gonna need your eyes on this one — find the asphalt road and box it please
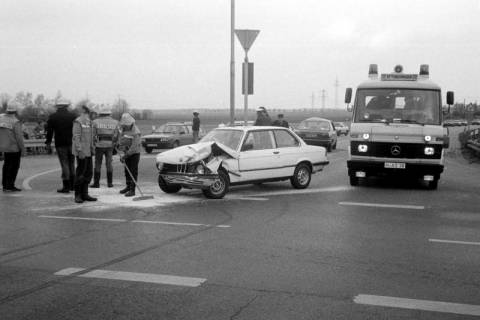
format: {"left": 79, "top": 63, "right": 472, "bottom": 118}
{"left": 1, "top": 130, "right": 479, "bottom": 319}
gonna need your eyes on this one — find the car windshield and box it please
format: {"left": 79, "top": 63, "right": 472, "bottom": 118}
{"left": 155, "top": 125, "right": 180, "bottom": 134}
{"left": 298, "top": 120, "right": 330, "bottom": 130}
{"left": 200, "top": 129, "right": 244, "bottom": 150}
{"left": 354, "top": 89, "right": 441, "bottom": 125}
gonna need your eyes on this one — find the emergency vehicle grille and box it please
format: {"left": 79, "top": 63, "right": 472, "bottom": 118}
{"left": 351, "top": 141, "right": 442, "bottom": 159}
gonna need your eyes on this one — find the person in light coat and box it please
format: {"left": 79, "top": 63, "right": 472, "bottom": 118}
{"left": 117, "top": 113, "right": 141, "bottom": 197}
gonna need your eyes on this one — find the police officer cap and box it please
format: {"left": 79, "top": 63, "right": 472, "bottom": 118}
{"left": 55, "top": 98, "right": 71, "bottom": 107}
{"left": 99, "top": 106, "right": 112, "bottom": 115}
{"left": 193, "top": 110, "right": 199, "bottom": 115}
{"left": 119, "top": 113, "right": 135, "bottom": 126}
{"left": 6, "top": 100, "right": 20, "bottom": 112}
{"left": 256, "top": 107, "right": 263, "bottom": 112}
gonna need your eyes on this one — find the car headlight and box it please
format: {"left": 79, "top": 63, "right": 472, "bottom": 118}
{"left": 358, "top": 144, "right": 368, "bottom": 152}
{"left": 362, "top": 133, "right": 370, "bottom": 140}
{"left": 195, "top": 164, "right": 205, "bottom": 174}
{"left": 156, "top": 162, "right": 164, "bottom": 171}
{"left": 424, "top": 147, "right": 434, "bottom": 155}
{"left": 424, "top": 135, "right": 432, "bottom": 142}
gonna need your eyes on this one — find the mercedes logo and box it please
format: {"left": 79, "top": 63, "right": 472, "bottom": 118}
{"left": 391, "top": 145, "right": 401, "bottom": 156}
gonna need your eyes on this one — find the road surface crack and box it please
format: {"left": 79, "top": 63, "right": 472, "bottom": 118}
{"left": 230, "top": 295, "right": 258, "bottom": 320}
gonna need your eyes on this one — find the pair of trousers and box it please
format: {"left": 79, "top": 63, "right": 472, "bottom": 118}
{"left": 124, "top": 153, "right": 140, "bottom": 188}
{"left": 75, "top": 156, "right": 93, "bottom": 189}
{"left": 192, "top": 131, "right": 199, "bottom": 143}
{"left": 2, "top": 152, "right": 21, "bottom": 189}
{"left": 56, "top": 146, "right": 75, "bottom": 182}
{"left": 94, "top": 147, "right": 113, "bottom": 174}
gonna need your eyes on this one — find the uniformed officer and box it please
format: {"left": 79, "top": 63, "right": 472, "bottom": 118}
{"left": 192, "top": 111, "right": 200, "bottom": 143}
{"left": 0, "top": 101, "right": 25, "bottom": 192}
{"left": 117, "top": 113, "right": 141, "bottom": 197}
{"left": 90, "top": 106, "right": 119, "bottom": 188}
{"left": 72, "top": 103, "right": 97, "bottom": 203}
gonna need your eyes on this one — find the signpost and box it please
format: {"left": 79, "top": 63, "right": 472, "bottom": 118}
{"left": 235, "top": 29, "right": 260, "bottom": 125}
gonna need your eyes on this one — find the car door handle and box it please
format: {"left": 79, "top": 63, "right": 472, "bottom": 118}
{"left": 273, "top": 151, "right": 280, "bottom": 154}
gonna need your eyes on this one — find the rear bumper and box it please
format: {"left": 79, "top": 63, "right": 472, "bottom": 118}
{"left": 302, "top": 138, "right": 333, "bottom": 146}
{"left": 160, "top": 172, "right": 218, "bottom": 188}
{"left": 143, "top": 141, "right": 173, "bottom": 149}
{"left": 347, "top": 160, "right": 444, "bottom": 178}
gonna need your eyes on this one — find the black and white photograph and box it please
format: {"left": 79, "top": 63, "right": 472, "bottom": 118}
{"left": 1, "top": 0, "right": 479, "bottom": 319}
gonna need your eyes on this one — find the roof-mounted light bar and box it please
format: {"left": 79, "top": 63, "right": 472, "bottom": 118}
{"left": 368, "top": 64, "right": 378, "bottom": 79}
{"left": 419, "top": 64, "right": 429, "bottom": 78}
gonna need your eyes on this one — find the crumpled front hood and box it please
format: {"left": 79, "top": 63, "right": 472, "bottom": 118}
{"left": 156, "top": 141, "right": 238, "bottom": 164}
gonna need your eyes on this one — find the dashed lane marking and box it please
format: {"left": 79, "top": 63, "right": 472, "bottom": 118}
{"left": 339, "top": 201, "right": 424, "bottom": 210}
{"left": 354, "top": 294, "right": 480, "bottom": 316}
{"left": 429, "top": 238, "right": 480, "bottom": 246}
{"left": 55, "top": 268, "right": 206, "bottom": 287}
{"left": 39, "top": 215, "right": 231, "bottom": 228}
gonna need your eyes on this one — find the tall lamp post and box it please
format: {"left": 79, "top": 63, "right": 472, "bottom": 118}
{"left": 235, "top": 29, "right": 259, "bottom": 125}
{"left": 229, "top": 0, "right": 235, "bottom": 126}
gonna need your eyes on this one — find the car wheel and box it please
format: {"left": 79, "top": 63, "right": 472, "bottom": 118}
{"left": 290, "top": 163, "right": 311, "bottom": 189}
{"left": 203, "top": 169, "right": 229, "bottom": 199}
{"left": 427, "top": 178, "right": 438, "bottom": 190}
{"left": 349, "top": 175, "right": 359, "bottom": 186}
{"left": 327, "top": 143, "right": 332, "bottom": 152}
{"left": 145, "top": 147, "right": 153, "bottom": 154}
{"left": 158, "top": 176, "right": 182, "bottom": 193}
{"left": 172, "top": 141, "right": 180, "bottom": 148}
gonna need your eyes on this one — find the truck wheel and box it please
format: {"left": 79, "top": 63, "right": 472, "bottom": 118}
{"left": 427, "top": 179, "right": 438, "bottom": 190}
{"left": 349, "top": 175, "right": 359, "bottom": 186}
{"left": 203, "top": 169, "right": 229, "bottom": 199}
{"left": 290, "top": 163, "right": 311, "bottom": 189}
{"left": 145, "top": 147, "right": 153, "bottom": 154}
{"left": 158, "top": 176, "right": 181, "bottom": 193}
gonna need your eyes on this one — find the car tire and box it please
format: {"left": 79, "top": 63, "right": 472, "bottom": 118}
{"left": 332, "top": 142, "right": 337, "bottom": 150}
{"left": 172, "top": 141, "right": 180, "bottom": 148}
{"left": 158, "top": 176, "right": 182, "bottom": 193}
{"left": 427, "top": 179, "right": 438, "bottom": 190}
{"left": 203, "top": 169, "right": 229, "bottom": 199}
{"left": 349, "top": 175, "right": 359, "bottom": 186}
{"left": 290, "top": 163, "right": 311, "bottom": 189}
{"left": 145, "top": 147, "right": 153, "bottom": 154}
{"left": 327, "top": 143, "right": 332, "bottom": 152}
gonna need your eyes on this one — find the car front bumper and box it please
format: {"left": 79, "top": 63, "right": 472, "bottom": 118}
{"left": 160, "top": 172, "right": 218, "bottom": 189}
{"left": 347, "top": 160, "right": 444, "bottom": 178}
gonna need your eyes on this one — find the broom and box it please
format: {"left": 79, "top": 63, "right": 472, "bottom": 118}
{"left": 119, "top": 150, "right": 154, "bottom": 201}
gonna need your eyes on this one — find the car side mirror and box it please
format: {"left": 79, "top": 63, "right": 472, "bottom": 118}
{"left": 446, "top": 91, "right": 454, "bottom": 105}
{"left": 241, "top": 143, "right": 253, "bottom": 151}
{"left": 345, "top": 88, "right": 352, "bottom": 104}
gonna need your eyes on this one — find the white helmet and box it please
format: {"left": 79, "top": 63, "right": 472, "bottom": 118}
{"left": 55, "top": 98, "right": 71, "bottom": 107}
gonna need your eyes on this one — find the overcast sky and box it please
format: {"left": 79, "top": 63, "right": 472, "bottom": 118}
{"left": 1, "top": 0, "right": 480, "bottom": 109}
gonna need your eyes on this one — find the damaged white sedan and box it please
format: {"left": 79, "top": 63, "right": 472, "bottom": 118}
{"left": 155, "top": 126, "right": 329, "bottom": 199}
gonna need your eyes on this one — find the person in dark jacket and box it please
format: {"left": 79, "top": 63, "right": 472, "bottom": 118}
{"left": 254, "top": 106, "right": 272, "bottom": 126}
{"left": 192, "top": 111, "right": 200, "bottom": 143}
{"left": 272, "top": 114, "right": 289, "bottom": 128}
{"left": 117, "top": 113, "right": 141, "bottom": 197}
{"left": 45, "top": 99, "right": 77, "bottom": 193}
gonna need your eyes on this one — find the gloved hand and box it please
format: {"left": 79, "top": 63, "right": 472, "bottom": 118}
{"left": 78, "top": 150, "right": 86, "bottom": 160}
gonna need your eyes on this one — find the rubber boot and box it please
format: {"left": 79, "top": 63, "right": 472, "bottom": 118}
{"left": 107, "top": 172, "right": 113, "bottom": 188}
{"left": 57, "top": 180, "right": 70, "bottom": 193}
{"left": 124, "top": 184, "right": 135, "bottom": 197}
{"left": 90, "top": 172, "right": 100, "bottom": 188}
{"left": 119, "top": 183, "right": 130, "bottom": 194}
{"left": 74, "top": 185, "right": 84, "bottom": 203}
{"left": 82, "top": 183, "right": 97, "bottom": 202}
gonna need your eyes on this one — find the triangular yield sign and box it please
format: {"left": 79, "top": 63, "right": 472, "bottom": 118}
{"left": 235, "top": 29, "right": 260, "bottom": 51}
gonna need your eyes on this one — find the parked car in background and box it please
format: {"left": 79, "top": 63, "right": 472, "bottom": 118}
{"left": 333, "top": 122, "right": 349, "bottom": 135}
{"left": 471, "top": 119, "right": 480, "bottom": 125}
{"left": 155, "top": 126, "right": 329, "bottom": 199}
{"left": 295, "top": 117, "right": 338, "bottom": 152}
{"left": 141, "top": 122, "right": 205, "bottom": 153}
{"left": 443, "top": 119, "right": 456, "bottom": 127}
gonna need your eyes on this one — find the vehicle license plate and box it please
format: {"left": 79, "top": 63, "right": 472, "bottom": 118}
{"left": 384, "top": 162, "right": 406, "bottom": 169}
{"left": 147, "top": 144, "right": 157, "bottom": 147}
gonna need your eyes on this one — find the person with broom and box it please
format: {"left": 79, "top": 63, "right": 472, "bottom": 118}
{"left": 117, "top": 113, "right": 141, "bottom": 197}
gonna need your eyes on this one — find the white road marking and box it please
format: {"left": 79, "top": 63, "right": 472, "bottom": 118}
{"left": 230, "top": 196, "right": 269, "bottom": 201}
{"left": 39, "top": 215, "right": 230, "bottom": 228}
{"left": 132, "top": 220, "right": 231, "bottom": 228}
{"left": 22, "top": 168, "right": 60, "bottom": 190}
{"left": 339, "top": 201, "right": 424, "bottom": 210}
{"left": 55, "top": 268, "right": 206, "bottom": 287}
{"left": 39, "top": 215, "right": 127, "bottom": 222}
{"left": 429, "top": 239, "right": 480, "bottom": 246}
{"left": 354, "top": 294, "right": 480, "bottom": 316}
{"left": 32, "top": 205, "right": 110, "bottom": 212}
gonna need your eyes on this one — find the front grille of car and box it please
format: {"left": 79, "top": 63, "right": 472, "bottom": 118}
{"left": 351, "top": 141, "right": 442, "bottom": 159}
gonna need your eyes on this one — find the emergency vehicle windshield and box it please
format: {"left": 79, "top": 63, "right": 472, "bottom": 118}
{"left": 354, "top": 89, "right": 441, "bottom": 125}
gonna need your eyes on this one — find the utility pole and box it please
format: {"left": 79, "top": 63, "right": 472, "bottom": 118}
{"left": 334, "top": 77, "right": 339, "bottom": 109}
{"left": 321, "top": 89, "right": 326, "bottom": 110}
{"left": 229, "top": 0, "right": 235, "bottom": 125}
